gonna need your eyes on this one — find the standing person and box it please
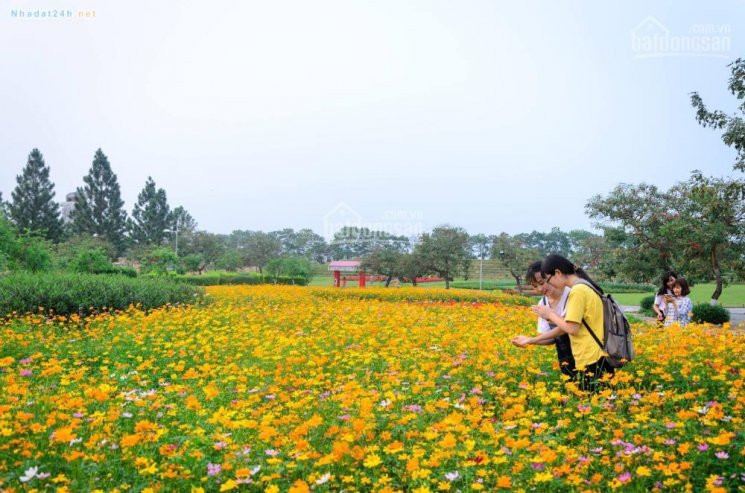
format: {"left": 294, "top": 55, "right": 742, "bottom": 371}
{"left": 531, "top": 254, "right": 614, "bottom": 391}
{"left": 653, "top": 271, "right": 677, "bottom": 323}
{"left": 511, "top": 261, "right": 575, "bottom": 377}
{"left": 663, "top": 277, "right": 693, "bottom": 327}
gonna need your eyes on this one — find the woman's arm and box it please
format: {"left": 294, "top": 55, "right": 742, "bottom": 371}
{"left": 527, "top": 326, "right": 565, "bottom": 345}
{"left": 531, "top": 305, "right": 580, "bottom": 335}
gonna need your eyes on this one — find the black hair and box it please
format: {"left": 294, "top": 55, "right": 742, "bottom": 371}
{"left": 525, "top": 260, "right": 543, "bottom": 284}
{"left": 540, "top": 254, "right": 604, "bottom": 294}
{"left": 673, "top": 277, "right": 691, "bottom": 296}
{"left": 657, "top": 271, "right": 678, "bottom": 296}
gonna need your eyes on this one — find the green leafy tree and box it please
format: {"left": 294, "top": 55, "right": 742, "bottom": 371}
{"left": 690, "top": 58, "right": 745, "bottom": 172}
{"left": 362, "top": 248, "right": 405, "bottom": 287}
{"left": 664, "top": 172, "right": 745, "bottom": 302}
{"left": 16, "top": 234, "right": 54, "bottom": 272}
{"left": 140, "top": 247, "right": 181, "bottom": 275}
{"left": 70, "top": 149, "right": 128, "bottom": 254}
{"left": 168, "top": 206, "right": 197, "bottom": 255}
{"left": 492, "top": 233, "right": 540, "bottom": 293}
{"left": 128, "top": 177, "right": 171, "bottom": 246}
{"left": 329, "top": 227, "right": 409, "bottom": 260}
{"left": 179, "top": 231, "right": 225, "bottom": 274}
{"left": 265, "top": 256, "right": 314, "bottom": 280}
{"left": 182, "top": 253, "right": 205, "bottom": 273}
{"left": 231, "top": 231, "right": 281, "bottom": 273}
{"left": 9, "top": 148, "right": 64, "bottom": 242}
{"left": 586, "top": 183, "right": 675, "bottom": 281}
{"left": 215, "top": 250, "right": 244, "bottom": 272}
{"left": 70, "top": 248, "right": 115, "bottom": 274}
{"left": 415, "top": 226, "right": 471, "bottom": 289}
{"left": 398, "top": 251, "right": 428, "bottom": 286}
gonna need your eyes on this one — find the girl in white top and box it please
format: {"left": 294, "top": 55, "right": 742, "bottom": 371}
{"left": 512, "top": 261, "right": 575, "bottom": 377}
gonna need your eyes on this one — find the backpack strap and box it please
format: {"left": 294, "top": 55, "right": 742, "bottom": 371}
{"left": 582, "top": 319, "right": 604, "bottom": 349}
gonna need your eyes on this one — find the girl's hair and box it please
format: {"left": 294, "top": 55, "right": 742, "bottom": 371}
{"left": 673, "top": 277, "right": 691, "bottom": 296}
{"left": 525, "top": 260, "right": 543, "bottom": 284}
{"left": 657, "top": 271, "right": 678, "bottom": 295}
{"left": 541, "top": 254, "right": 604, "bottom": 294}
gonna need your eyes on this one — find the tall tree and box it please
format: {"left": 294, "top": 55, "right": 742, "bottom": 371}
{"left": 492, "top": 233, "right": 540, "bottom": 293}
{"left": 169, "top": 206, "right": 197, "bottom": 255}
{"left": 9, "top": 148, "right": 64, "bottom": 242}
{"left": 691, "top": 58, "right": 745, "bottom": 172}
{"left": 128, "top": 177, "right": 171, "bottom": 246}
{"left": 70, "top": 149, "right": 128, "bottom": 254}
{"left": 664, "top": 172, "right": 745, "bottom": 302}
{"left": 415, "top": 225, "right": 471, "bottom": 289}
{"left": 243, "top": 231, "right": 281, "bottom": 273}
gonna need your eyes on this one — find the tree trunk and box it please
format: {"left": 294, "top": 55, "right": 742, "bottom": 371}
{"left": 445, "top": 273, "right": 450, "bottom": 289}
{"left": 711, "top": 245, "right": 722, "bottom": 304}
{"left": 385, "top": 275, "right": 392, "bottom": 287}
{"left": 511, "top": 271, "right": 523, "bottom": 294}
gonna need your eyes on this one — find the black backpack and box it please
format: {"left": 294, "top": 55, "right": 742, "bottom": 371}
{"left": 575, "top": 280, "right": 634, "bottom": 368}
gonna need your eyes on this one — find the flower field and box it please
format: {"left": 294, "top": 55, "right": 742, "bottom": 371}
{"left": 0, "top": 285, "right": 743, "bottom": 492}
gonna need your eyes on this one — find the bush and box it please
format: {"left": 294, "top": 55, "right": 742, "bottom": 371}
{"left": 600, "top": 282, "right": 656, "bottom": 293}
{"left": 0, "top": 272, "right": 202, "bottom": 317}
{"left": 140, "top": 247, "right": 183, "bottom": 275}
{"left": 691, "top": 303, "right": 730, "bottom": 324}
{"left": 70, "top": 248, "right": 114, "bottom": 274}
{"left": 638, "top": 295, "right": 656, "bottom": 316}
{"left": 265, "top": 256, "right": 314, "bottom": 281}
{"left": 177, "top": 272, "right": 309, "bottom": 286}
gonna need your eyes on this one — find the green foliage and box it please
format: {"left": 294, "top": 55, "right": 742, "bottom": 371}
{"left": 639, "top": 295, "right": 656, "bottom": 316}
{"left": 70, "top": 149, "right": 128, "bottom": 254}
{"left": 177, "top": 272, "right": 309, "bottom": 286}
{"left": 69, "top": 248, "right": 114, "bottom": 274}
{"left": 691, "top": 303, "right": 731, "bottom": 324}
{"left": 0, "top": 272, "right": 201, "bottom": 317}
{"left": 329, "top": 226, "right": 409, "bottom": 260}
{"left": 690, "top": 58, "right": 745, "bottom": 172}
{"left": 128, "top": 177, "right": 171, "bottom": 246}
{"left": 639, "top": 295, "right": 656, "bottom": 312}
{"left": 15, "top": 234, "right": 54, "bottom": 272}
{"left": 9, "top": 148, "right": 64, "bottom": 242}
{"left": 182, "top": 253, "right": 205, "bottom": 273}
{"left": 140, "top": 247, "right": 182, "bottom": 275}
{"left": 270, "top": 228, "right": 328, "bottom": 262}
{"left": 491, "top": 233, "right": 540, "bottom": 289}
{"left": 416, "top": 226, "right": 471, "bottom": 289}
{"left": 265, "top": 256, "right": 314, "bottom": 280}
{"left": 54, "top": 234, "right": 117, "bottom": 269}
{"left": 215, "top": 250, "right": 244, "bottom": 272}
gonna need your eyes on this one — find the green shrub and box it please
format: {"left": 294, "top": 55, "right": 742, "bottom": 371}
{"left": 638, "top": 295, "right": 656, "bottom": 317}
{"left": 691, "top": 303, "right": 730, "bottom": 324}
{"left": 70, "top": 248, "right": 114, "bottom": 273}
{"left": 140, "top": 247, "right": 183, "bottom": 275}
{"left": 600, "top": 282, "right": 656, "bottom": 293}
{"left": 177, "top": 272, "right": 309, "bottom": 286}
{"left": 0, "top": 272, "right": 202, "bottom": 317}
{"left": 265, "top": 256, "right": 314, "bottom": 281}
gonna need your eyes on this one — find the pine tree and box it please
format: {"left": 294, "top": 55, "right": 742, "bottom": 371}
{"left": 9, "top": 148, "right": 64, "bottom": 242}
{"left": 70, "top": 149, "right": 128, "bottom": 254}
{"left": 128, "top": 177, "right": 171, "bottom": 246}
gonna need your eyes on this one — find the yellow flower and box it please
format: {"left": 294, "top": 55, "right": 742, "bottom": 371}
{"left": 219, "top": 480, "right": 238, "bottom": 491}
{"left": 364, "top": 453, "right": 382, "bottom": 468}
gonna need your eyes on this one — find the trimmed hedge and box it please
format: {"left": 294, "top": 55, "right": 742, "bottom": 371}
{"left": 639, "top": 295, "right": 656, "bottom": 317}
{"left": 691, "top": 303, "right": 730, "bottom": 325}
{"left": 177, "top": 272, "right": 309, "bottom": 286}
{"left": 0, "top": 272, "right": 203, "bottom": 318}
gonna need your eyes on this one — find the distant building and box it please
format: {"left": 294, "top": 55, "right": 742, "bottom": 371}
{"left": 60, "top": 191, "right": 78, "bottom": 223}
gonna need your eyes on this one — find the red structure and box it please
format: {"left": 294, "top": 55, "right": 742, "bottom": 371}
{"left": 329, "top": 260, "right": 366, "bottom": 288}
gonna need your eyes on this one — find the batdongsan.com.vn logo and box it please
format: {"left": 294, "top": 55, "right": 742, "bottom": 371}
{"left": 9, "top": 7, "right": 96, "bottom": 19}
{"left": 631, "top": 16, "right": 731, "bottom": 59}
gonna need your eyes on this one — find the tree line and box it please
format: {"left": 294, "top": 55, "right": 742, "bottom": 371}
{"left": 1, "top": 60, "right": 743, "bottom": 299}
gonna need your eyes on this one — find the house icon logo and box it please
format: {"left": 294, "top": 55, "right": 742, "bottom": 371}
{"left": 631, "top": 16, "right": 670, "bottom": 57}
{"left": 323, "top": 202, "right": 363, "bottom": 241}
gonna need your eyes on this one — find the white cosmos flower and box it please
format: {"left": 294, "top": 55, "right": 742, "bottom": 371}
{"left": 20, "top": 466, "right": 39, "bottom": 482}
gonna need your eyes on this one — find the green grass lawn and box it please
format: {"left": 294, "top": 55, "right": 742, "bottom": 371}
{"left": 608, "top": 283, "right": 744, "bottom": 308}
{"left": 310, "top": 275, "right": 743, "bottom": 308}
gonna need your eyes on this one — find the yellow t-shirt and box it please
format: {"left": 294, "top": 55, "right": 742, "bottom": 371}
{"left": 564, "top": 283, "right": 604, "bottom": 369}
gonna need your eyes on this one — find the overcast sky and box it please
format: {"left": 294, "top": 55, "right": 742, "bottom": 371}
{"left": 1, "top": 0, "right": 743, "bottom": 239}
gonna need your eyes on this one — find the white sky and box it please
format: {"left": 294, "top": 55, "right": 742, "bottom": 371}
{"left": 1, "top": 0, "right": 743, "bottom": 238}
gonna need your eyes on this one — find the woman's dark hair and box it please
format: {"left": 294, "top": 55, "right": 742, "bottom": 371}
{"left": 673, "top": 277, "right": 691, "bottom": 296}
{"left": 657, "top": 271, "right": 678, "bottom": 296}
{"left": 525, "top": 260, "right": 543, "bottom": 284}
{"left": 540, "top": 254, "right": 604, "bottom": 294}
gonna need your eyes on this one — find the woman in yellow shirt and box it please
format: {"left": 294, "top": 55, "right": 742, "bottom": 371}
{"left": 531, "top": 254, "right": 614, "bottom": 391}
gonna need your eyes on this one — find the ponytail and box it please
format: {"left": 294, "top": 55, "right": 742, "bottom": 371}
{"left": 541, "top": 254, "right": 604, "bottom": 294}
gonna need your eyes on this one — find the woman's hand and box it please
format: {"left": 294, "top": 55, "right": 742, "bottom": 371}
{"left": 531, "top": 304, "right": 553, "bottom": 320}
{"left": 511, "top": 335, "right": 532, "bottom": 348}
